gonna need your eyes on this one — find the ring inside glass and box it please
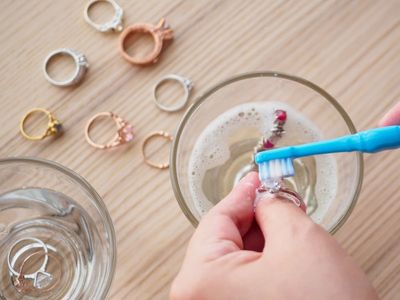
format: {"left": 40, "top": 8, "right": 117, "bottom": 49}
{"left": 0, "top": 157, "right": 116, "bottom": 299}
{"left": 8, "top": 239, "right": 48, "bottom": 278}
{"left": 170, "top": 71, "right": 363, "bottom": 233}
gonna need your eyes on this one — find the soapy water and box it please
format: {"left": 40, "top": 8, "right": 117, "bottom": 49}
{"left": 188, "top": 101, "right": 337, "bottom": 223}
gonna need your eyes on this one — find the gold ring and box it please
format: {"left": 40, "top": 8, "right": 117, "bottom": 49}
{"left": 20, "top": 108, "right": 62, "bottom": 141}
{"left": 142, "top": 131, "right": 173, "bottom": 169}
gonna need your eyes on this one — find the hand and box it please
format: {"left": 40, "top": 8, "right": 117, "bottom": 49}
{"left": 378, "top": 102, "right": 400, "bottom": 126}
{"left": 170, "top": 172, "right": 378, "bottom": 300}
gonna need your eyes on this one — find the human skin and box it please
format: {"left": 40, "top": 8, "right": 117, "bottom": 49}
{"left": 170, "top": 103, "right": 399, "bottom": 300}
{"left": 378, "top": 102, "right": 400, "bottom": 126}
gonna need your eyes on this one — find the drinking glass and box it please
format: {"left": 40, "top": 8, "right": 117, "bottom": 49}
{"left": 0, "top": 157, "right": 116, "bottom": 299}
{"left": 170, "top": 71, "right": 363, "bottom": 233}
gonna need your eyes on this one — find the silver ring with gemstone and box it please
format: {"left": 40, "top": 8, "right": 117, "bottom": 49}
{"left": 43, "top": 48, "right": 89, "bottom": 87}
{"left": 7, "top": 238, "right": 54, "bottom": 289}
{"left": 153, "top": 74, "right": 193, "bottom": 112}
{"left": 84, "top": 0, "right": 124, "bottom": 32}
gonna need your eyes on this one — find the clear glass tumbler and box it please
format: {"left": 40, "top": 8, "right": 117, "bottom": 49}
{"left": 170, "top": 71, "right": 363, "bottom": 233}
{"left": 0, "top": 157, "right": 116, "bottom": 299}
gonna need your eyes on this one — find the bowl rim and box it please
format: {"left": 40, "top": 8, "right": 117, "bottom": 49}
{"left": 170, "top": 71, "right": 364, "bottom": 234}
{"left": 0, "top": 156, "right": 116, "bottom": 299}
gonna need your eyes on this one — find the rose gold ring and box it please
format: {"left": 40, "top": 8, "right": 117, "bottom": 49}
{"left": 85, "top": 112, "right": 134, "bottom": 149}
{"left": 118, "top": 18, "right": 173, "bottom": 65}
{"left": 142, "top": 131, "right": 173, "bottom": 169}
{"left": 278, "top": 187, "right": 307, "bottom": 213}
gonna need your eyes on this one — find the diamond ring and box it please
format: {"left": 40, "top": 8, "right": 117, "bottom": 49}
{"left": 7, "top": 238, "right": 54, "bottom": 290}
{"left": 43, "top": 48, "right": 89, "bottom": 87}
{"left": 84, "top": 0, "right": 124, "bottom": 33}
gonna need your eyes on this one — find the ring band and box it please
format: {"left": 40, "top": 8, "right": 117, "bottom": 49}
{"left": 257, "top": 187, "right": 306, "bottom": 213}
{"left": 142, "top": 131, "right": 173, "bottom": 169}
{"left": 8, "top": 238, "right": 49, "bottom": 280}
{"left": 8, "top": 239, "right": 56, "bottom": 290}
{"left": 20, "top": 108, "right": 63, "bottom": 141}
{"left": 44, "top": 48, "right": 89, "bottom": 87}
{"left": 85, "top": 112, "right": 134, "bottom": 149}
{"left": 84, "top": 0, "right": 123, "bottom": 32}
{"left": 119, "top": 18, "right": 173, "bottom": 65}
{"left": 153, "top": 74, "right": 193, "bottom": 112}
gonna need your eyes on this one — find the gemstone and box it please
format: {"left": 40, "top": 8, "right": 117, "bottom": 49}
{"left": 55, "top": 123, "right": 63, "bottom": 133}
{"left": 163, "top": 21, "right": 170, "bottom": 29}
{"left": 263, "top": 139, "right": 274, "bottom": 149}
{"left": 275, "top": 110, "right": 287, "bottom": 121}
{"left": 264, "top": 179, "right": 282, "bottom": 193}
{"left": 120, "top": 125, "right": 134, "bottom": 142}
{"left": 34, "top": 271, "right": 53, "bottom": 289}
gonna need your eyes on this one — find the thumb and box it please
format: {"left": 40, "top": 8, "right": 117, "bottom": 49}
{"left": 255, "top": 191, "right": 314, "bottom": 250}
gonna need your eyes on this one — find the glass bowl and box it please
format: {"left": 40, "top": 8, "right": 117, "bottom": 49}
{"left": 170, "top": 71, "right": 363, "bottom": 233}
{"left": 0, "top": 157, "right": 116, "bottom": 299}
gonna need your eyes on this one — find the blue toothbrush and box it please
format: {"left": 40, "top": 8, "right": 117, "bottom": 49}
{"left": 255, "top": 126, "right": 400, "bottom": 183}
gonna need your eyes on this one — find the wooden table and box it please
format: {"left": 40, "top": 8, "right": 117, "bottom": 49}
{"left": 0, "top": 0, "right": 399, "bottom": 299}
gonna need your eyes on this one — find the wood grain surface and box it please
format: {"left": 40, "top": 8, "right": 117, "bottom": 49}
{"left": 0, "top": 0, "right": 399, "bottom": 299}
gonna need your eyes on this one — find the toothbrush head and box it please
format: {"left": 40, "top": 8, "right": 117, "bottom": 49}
{"left": 258, "top": 158, "right": 295, "bottom": 183}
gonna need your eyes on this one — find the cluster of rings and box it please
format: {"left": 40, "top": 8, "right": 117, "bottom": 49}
{"left": 7, "top": 238, "right": 55, "bottom": 291}
{"left": 44, "top": 0, "right": 174, "bottom": 87}
{"left": 23, "top": 0, "right": 194, "bottom": 173}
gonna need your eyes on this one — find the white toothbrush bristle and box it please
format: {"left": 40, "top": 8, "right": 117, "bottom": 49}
{"left": 258, "top": 158, "right": 295, "bottom": 182}
{"left": 286, "top": 158, "right": 295, "bottom": 176}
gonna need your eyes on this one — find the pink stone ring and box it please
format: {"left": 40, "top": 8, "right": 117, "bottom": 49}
{"left": 85, "top": 112, "right": 134, "bottom": 149}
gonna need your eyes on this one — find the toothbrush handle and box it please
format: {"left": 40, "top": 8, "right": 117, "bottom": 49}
{"left": 352, "top": 125, "right": 400, "bottom": 152}
{"left": 255, "top": 126, "right": 400, "bottom": 163}
{"left": 293, "top": 126, "right": 400, "bottom": 157}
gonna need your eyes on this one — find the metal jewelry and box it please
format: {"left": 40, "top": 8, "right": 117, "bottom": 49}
{"left": 85, "top": 112, "right": 134, "bottom": 149}
{"left": 43, "top": 48, "right": 89, "bottom": 87}
{"left": 142, "top": 131, "right": 173, "bottom": 169}
{"left": 20, "top": 108, "right": 63, "bottom": 141}
{"left": 84, "top": 0, "right": 123, "bottom": 32}
{"left": 8, "top": 238, "right": 54, "bottom": 290}
{"left": 153, "top": 74, "right": 193, "bottom": 112}
{"left": 119, "top": 18, "right": 173, "bottom": 65}
{"left": 253, "top": 109, "right": 287, "bottom": 191}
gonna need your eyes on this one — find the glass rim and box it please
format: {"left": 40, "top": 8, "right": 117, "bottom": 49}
{"left": 0, "top": 156, "right": 116, "bottom": 299}
{"left": 170, "top": 71, "right": 364, "bottom": 234}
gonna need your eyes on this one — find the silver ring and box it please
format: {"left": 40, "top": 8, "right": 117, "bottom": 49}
{"left": 7, "top": 238, "right": 55, "bottom": 289}
{"left": 84, "top": 0, "right": 123, "bottom": 32}
{"left": 43, "top": 48, "right": 89, "bottom": 87}
{"left": 153, "top": 74, "right": 193, "bottom": 112}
